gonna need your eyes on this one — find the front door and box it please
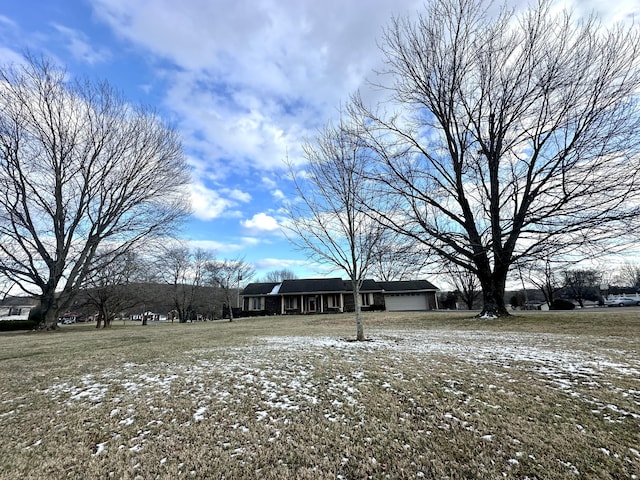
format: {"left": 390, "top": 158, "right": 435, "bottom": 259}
{"left": 307, "top": 296, "right": 317, "bottom": 313}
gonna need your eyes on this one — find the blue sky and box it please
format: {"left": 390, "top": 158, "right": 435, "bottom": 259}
{"left": 0, "top": 0, "right": 637, "bottom": 283}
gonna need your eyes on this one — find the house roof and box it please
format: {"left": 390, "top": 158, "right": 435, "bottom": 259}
{"left": 241, "top": 278, "right": 439, "bottom": 296}
{"left": 279, "top": 278, "right": 346, "bottom": 294}
{"left": 0, "top": 296, "right": 39, "bottom": 307}
{"left": 240, "top": 282, "right": 280, "bottom": 295}
{"left": 343, "top": 279, "right": 382, "bottom": 292}
{"left": 377, "top": 280, "right": 439, "bottom": 292}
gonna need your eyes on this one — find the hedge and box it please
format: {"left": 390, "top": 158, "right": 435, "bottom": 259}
{"left": 0, "top": 319, "right": 38, "bottom": 331}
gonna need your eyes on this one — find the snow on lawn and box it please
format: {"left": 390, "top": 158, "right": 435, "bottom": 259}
{"left": 42, "top": 329, "right": 639, "bottom": 460}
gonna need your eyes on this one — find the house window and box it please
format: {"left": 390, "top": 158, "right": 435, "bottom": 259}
{"left": 361, "top": 293, "right": 371, "bottom": 306}
{"left": 284, "top": 297, "right": 297, "bottom": 310}
{"left": 250, "top": 297, "right": 263, "bottom": 310}
{"left": 8, "top": 307, "right": 22, "bottom": 316}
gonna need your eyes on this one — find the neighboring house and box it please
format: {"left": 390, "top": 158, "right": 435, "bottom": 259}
{"left": 240, "top": 278, "right": 439, "bottom": 316}
{"left": 0, "top": 296, "right": 39, "bottom": 321}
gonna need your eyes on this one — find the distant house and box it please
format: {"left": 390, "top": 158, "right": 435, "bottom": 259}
{"left": 240, "top": 278, "right": 439, "bottom": 315}
{"left": 0, "top": 296, "right": 39, "bottom": 321}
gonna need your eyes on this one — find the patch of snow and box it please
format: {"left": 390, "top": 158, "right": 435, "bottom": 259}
{"left": 193, "top": 406, "right": 208, "bottom": 422}
{"left": 94, "top": 442, "right": 107, "bottom": 456}
{"left": 559, "top": 460, "right": 580, "bottom": 475}
{"left": 25, "top": 439, "right": 42, "bottom": 449}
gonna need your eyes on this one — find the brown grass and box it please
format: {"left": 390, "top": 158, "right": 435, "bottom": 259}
{"left": 0, "top": 309, "right": 638, "bottom": 479}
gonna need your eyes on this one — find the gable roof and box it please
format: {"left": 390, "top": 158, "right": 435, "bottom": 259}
{"left": 377, "top": 280, "right": 439, "bottom": 292}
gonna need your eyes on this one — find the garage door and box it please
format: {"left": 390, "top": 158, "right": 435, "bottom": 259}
{"left": 384, "top": 293, "right": 428, "bottom": 311}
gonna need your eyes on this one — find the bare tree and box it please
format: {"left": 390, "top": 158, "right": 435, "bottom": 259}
{"left": 616, "top": 262, "right": 640, "bottom": 290}
{"left": 526, "top": 257, "right": 560, "bottom": 308}
{"left": 206, "top": 257, "right": 254, "bottom": 321}
{"left": 0, "top": 56, "right": 191, "bottom": 328}
{"left": 81, "top": 250, "right": 147, "bottom": 328}
{"left": 285, "top": 117, "right": 388, "bottom": 341}
{"left": 262, "top": 269, "right": 298, "bottom": 283}
{"left": 160, "top": 246, "right": 213, "bottom": 323}
{"left": 368, "top": 231, "right": 430, "bottom": 281}
{"left": 445, "top": 263, "right": 481, "bottom": 310}
{"left": 350, "top": 0, "right": 640, "bottom": 316}
{"left": 562, "top": 269, "right": 601, "bottom": 307}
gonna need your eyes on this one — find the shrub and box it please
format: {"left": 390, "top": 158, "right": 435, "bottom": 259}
{"left": 0, "top": 319, "right": 38, "bottom": 331}
{"left": 550, "top": 298, "right": 576, "bottom": 310}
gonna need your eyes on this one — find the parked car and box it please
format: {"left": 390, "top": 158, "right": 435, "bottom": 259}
{"left": 604, "top": 297, "right": 640, "bottom": 307}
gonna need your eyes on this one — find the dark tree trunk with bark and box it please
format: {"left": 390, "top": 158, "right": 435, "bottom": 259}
{"left": 477, "top": 273, "right": 509, "bottom": 317}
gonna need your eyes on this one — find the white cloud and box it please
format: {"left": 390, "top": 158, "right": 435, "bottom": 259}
{"left": 89, "top": 0, "right": 425, "bottom": 174}
{"left": 51, "top": 23, "right": 110, "bottom": 64}
{"left": 189, "top": 183, "right": 241, "bottom": 220}
{"left": 272, "top": 189, "right": 285, "bottom": 200}
{"left": 252, "top": 257, "right": 341, "bottom": 279}
{"left": 223, "top": 188, "right": 252, "bottom": 203}
{"left": 188, "top": 238, "right": 252, "bottom": 254}
{"left": 241, "top": 212, "right": 280, "bottom": 232}
{"left": 262, "top": 177, "right": 277, "bottom": 189}
{"left": 253, "top": 257, "right": 313, "bottom": 271}
{"left": 0, "top": 47, "right": 26, "bottom": 67}
{"left": 559, "top": 0, "right": 640, "bottom": 23}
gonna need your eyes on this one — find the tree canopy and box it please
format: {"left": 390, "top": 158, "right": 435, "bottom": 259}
{"left": 0, "top": 56, "right": 191, "bottom": 328}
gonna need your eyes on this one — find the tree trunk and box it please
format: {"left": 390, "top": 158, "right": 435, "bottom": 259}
{"left": 227, "top": 296, "right": 234, "bottom": 322}
{"left": 43, "top": 308, "right": 59, "bottom": 329}
{"left": 477, "top": 271, "right": 510, "bottom": 317}
{"left": 352, "top": 289, "right": 365, "bottom": 341}
{"left": 40, "top": 290, "right": 59, "bottom": 330}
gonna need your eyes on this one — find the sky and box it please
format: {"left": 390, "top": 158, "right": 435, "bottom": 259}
{"left": 0, "top": 0, "right": 638, "bottom": 284}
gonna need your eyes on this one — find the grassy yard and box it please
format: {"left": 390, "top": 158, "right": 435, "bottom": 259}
{"left": 0, "top": 310, "right": 639, "bottom": 479}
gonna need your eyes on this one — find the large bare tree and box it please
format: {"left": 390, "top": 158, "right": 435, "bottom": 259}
{"left": 285, "top": 118, "right": 388, "bottom": 341}
{"left": 0, "top": 57, "right": 191, "bottom": 328}
{"left": 351, "top": 0, "right": 640, "bottom": 316}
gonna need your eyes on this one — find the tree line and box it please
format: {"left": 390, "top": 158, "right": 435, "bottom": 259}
{"left": 440, "top": 262, "right": 640, "bottom": 310}
{"left": 78, "top": 247, "right": 258, "bottom": 327}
